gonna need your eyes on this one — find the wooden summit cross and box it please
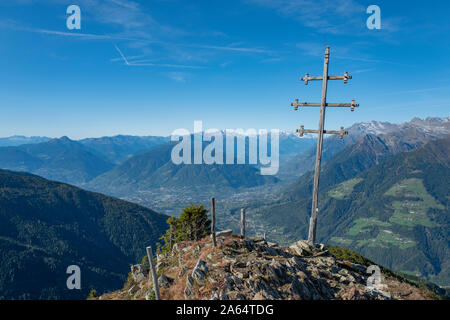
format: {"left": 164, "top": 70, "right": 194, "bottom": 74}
{"left": 290, "top": 46, "right": 359, "bottom": 245}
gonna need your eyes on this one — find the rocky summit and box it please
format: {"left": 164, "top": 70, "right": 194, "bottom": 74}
{"left": 98, "top": 233, "right": 440, "bottom": 300}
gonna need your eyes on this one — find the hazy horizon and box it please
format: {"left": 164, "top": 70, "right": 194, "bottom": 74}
{"left": 1, "top": 115, "right": 448, "bottom": 140}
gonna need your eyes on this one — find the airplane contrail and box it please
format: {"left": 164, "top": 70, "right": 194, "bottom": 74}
{"left": 112, "top": 43, "right": 204, "bottom": 69}
{"left": 113, "top": 44, "right": 130, "bottom": 65}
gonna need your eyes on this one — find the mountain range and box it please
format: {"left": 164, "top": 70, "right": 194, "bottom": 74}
{"left": 321, "top": 135, "right": 449, "bottom": 286}
{"left": 79, "top": 135, "right": 170, "bottom": 164}
{"left": 241, "top": 121, "right": 449, "bottom": 286}
{"left": 0, "top": 132, "right": 313, "bottom": 191}
{"left": 0, "top": 169, "right": 168, "bottom": 299}
{"left": 0, "top": 116, "right": 448, "bottom": 297}
{"left": 0, "top": 135, "right": 173, "bottom": 184}
{"left": 0, "top": 137, "right": 115, "bottom": 185}
{"left": 279, "top": 117, "right": 450, "bottom": 180}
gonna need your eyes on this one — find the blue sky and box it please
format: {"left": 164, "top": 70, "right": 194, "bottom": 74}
{"left": 0, "top": 0, "right": 449, "bottom": 139}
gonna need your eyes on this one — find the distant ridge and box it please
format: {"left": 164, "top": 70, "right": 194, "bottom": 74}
{"left": 0, "top": 135, "right": 51, "bottom": 147}
{"left": 0, "top": 137, "right": 115, "bottom": 185}
{"left": 279, "top": 116, "right": 450, "bottom": 180}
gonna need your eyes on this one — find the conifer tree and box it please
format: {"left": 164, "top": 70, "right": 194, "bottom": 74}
{"left": 159, "top": 204, "right": 211, "bottom": 253}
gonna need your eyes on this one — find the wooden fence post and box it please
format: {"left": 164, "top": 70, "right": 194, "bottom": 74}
{"left": 169, "top": 224, "right": 173, "bottom": 250}
{"left": 211, "top": 197, "right": 217, "bottom": 247}
{"left": 240, "top": 208, "right": 245, "bottom": 239}
{"left": 146, "top": 246, "right": 160, "bottom": 300}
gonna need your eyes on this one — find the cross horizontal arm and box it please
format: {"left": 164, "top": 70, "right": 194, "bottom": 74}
{"left": 300, "top": 72, "right": 352, "bottom": 85}
{"left": 291, "top": 99, "right": 359, "bottom": 111}
{"left": 328, "top": 76, "right": 351, "bottom": 81}
{"left": 296, "top": 125, "right": 348, "bottom": 139}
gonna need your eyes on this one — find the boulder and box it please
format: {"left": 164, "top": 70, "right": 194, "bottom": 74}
{"left": 289, "top": 240, "right": 313, "bottom": 256}
{"left": 216, "top": 229, "right": 233, "bottom": 237}
{"left": 192, "top": 259, "right": 208, "bottom": 285}
{"left": 130, "top": 264, "right": 149, "bottom": 283}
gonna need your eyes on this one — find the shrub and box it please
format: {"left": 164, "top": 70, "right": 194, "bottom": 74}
{"left": 87, "top": 289, "right": 98, "bottom": 299}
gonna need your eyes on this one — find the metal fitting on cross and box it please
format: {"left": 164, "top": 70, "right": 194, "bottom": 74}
{"left": 296, "top": 125, "right": 305, "bottom": 137}
{"left": 344, "top": 72, "right": 352, "bottom": 84}
{"left": 302, "top": 73, "right": 309, "bottom": 85}
{"left": 350, "top": 99, "right": 359, "bottom": 112}
{"left": 291, "top": 99, "right": 299, "bottom": 110}
{"left": 339, "top": 126, "right": 348, "bottom": 139}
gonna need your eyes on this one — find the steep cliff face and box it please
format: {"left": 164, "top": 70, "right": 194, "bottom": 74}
{"left": 98, "top": 233, "right": 444, "bottom": 300}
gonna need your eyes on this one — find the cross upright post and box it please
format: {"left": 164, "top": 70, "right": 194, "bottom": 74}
{"left": 290, "top": 46, "right": 359, "bottom": 245}
{"left": 309, "top": 46, "right": 330, "bottom": 246}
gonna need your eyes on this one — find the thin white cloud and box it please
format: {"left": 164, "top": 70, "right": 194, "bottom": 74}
{"left": 166, "top": 72, "right": 188, "bottom": 83}
{"left": 247, "top": 0, "right": 365, "bottom": 34}
{"left": 387, "top": 86, "right": 450, "bottom": 96}
{"left": 35, "top": 29, "right": 113, "bottom": 40}
{"left": 110, "top": 54, "right": 146, "bottom": 62}
{"left": 189, "top": 44, "right": 272, "bottom": 54}
{"left": 2, "top": 1, "right": 276, "bottom": 69}
{"left": 334, "top": 54, "right": 412, "bottom": 67}
{"left": 295, "top": 41, "right": 411, "bottom": 67}
{"left": 107, "top": 0, "right": 139, "bottom": 10}
{"left": 129, "top": 63, "right": 205, "bottom": 69}
{"left": 352, "top": 68, "right": 375, "bottom": 74}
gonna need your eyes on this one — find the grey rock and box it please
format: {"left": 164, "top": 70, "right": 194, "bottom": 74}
{"left": 134, "top": 272, "right": 145, "bottom": 283}
{"left": 232, "top": 276, "right": 243, "bottom": 286}
{"left": 156, "top": 261, "right": 168, "bottom": 273}
{"left": 210, "top": 292, "right": 219, "bottom": 300}
{"left": 158, "top": 274, "right": 171, "bottom": 288}
{"left": 184, "top": 274, "right": 195, "bottom": 299}
{"left": 128, "top": 285, "right": 140, "bottom": 296}
{"left": 264, "top": 246, "right": 278, "bottom": 256}
{"left": 130, "top": 264, "right": 149, "bottom": 282}
{"left": 220, "top": 291, "right": 229, "bottom": 300}
{"left": 192, "top": 259, "right": 208, "bottom": 285}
